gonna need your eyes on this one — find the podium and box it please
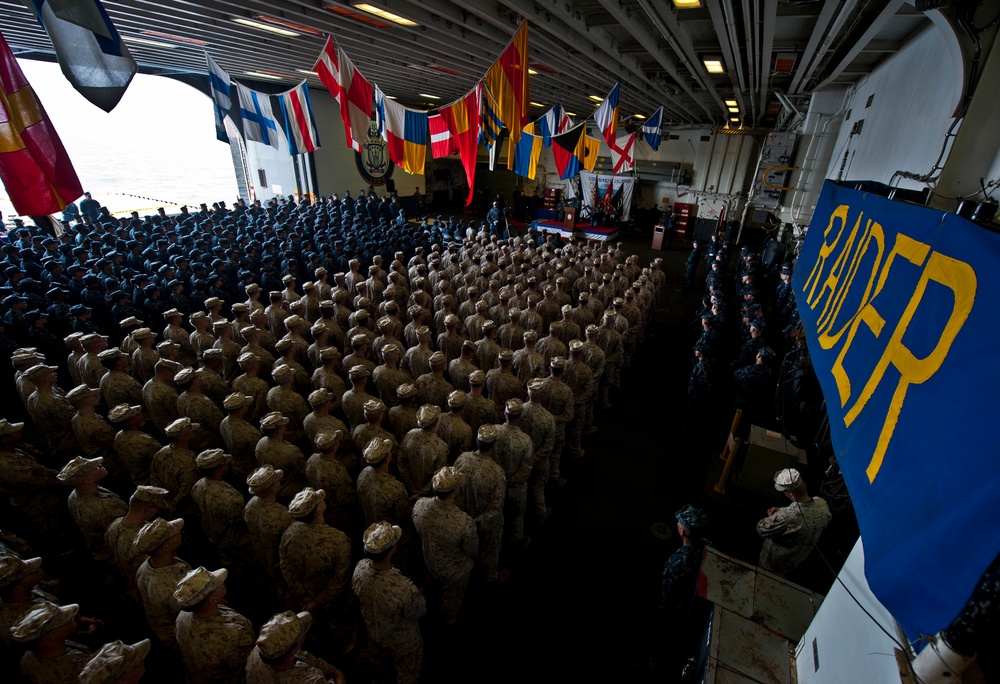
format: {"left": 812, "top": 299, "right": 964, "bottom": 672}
{"left": 563, "top": 206, "right": 577, "bottom": 233}
{"left": 651, "top": 224, "right": 666, "bottom": 250}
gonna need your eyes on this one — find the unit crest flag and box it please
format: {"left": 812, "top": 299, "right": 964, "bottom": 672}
{"left": 0, "top": 31, "right": 83, "bottom": 215}
{"left": 374, "top": 84, "right": 428, "bottom": 176}
{"left": 22, "top": 0, "right": 136, "bottom": 112}
{"left": 794, "top": 180, "right": 1000, "bottom": 640}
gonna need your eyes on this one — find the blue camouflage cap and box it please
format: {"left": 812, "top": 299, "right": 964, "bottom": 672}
{"left": 675, "top": 504, "right": 708, "bottom": 534}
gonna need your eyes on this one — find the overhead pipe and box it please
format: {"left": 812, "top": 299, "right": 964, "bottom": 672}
{"left": 759, "top": 0, "right": 778, "bottom": 123}
{"left": 796, "top": 0, "right": 862, "bottom": 94}
{"left": 789, "top": 0, "right": 844, "bottom": 94}
{"left": 634, "top": 0, "right": 723, "bottom": 110}
{"left": 744, "top": 0, "right": 758, "bottom": 124}
{"left": 721, "top": 0, "right": 748, "bottom": 98}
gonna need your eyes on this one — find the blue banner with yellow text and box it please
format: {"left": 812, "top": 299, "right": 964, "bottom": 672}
{"left": 794, "top": 181, "right": 1000, "bottom": 639}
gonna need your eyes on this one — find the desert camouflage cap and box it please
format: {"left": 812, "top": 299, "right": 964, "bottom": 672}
{"left": 363, "top": 521, "right": 402, "bottom": 555}
{"left": 257, "top": 610, "right": 312, "bottom": 659}
{"left": 10, "top": 601, "right": 79, "bottom": 642}
{"left": 78, "top": 638, "right": 152, "bottom": 684}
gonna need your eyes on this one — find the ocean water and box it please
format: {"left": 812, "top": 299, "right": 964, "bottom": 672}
{"left": 2, "top": 59, "right": 238, "bottom": 222}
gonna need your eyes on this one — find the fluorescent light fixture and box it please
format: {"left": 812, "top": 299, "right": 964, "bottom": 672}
{"left": 143, "top": 31, "right": 207, "bottom": 46}
{"left": 729, "top": 116, "right": 740, "bottom": 122}
{"left": 326, "top": 6, "right": 391, "bottom": 28}
{"left": 673, "top": 0, "right": 702, "bottom": 8}
{"left": 633, "top": 114, "right": 646, "bottom": 120}
{"left": 703, "top": 59, "right": 724, "bottom": 74}
{"left": 245, "top": 71, "right": 283, "bottom": 80}
{"left": 566, "top": 112, "right": 577, "bottom": 117}
{"left": 386, "top": 95, "right": 397, "bottom": 100}
{"left": 588, "top": 95, "right": 604, "bottom": 102}
{"left": 353, "top": 3, "right": 417, "bottom": 26}
{"left": 528, "top": 69, "right": 538, "bottom": 75}
{"left": 253, "top": 15, "right": 321, "bottom": 35}
{"left": 122, "top": 36, "right": 175, "bottom": 48}
{"left": 728, "top": 106, "right": 739, "bottom": 113}
{"left": 724, "top": 99, "right": 737, "bottom": 107}
{"left": 419, "top": 93, "right": 440, "bottom": 100}
{"left": 232, "top": 17, "right": 299, "bottom": 37}
{"left": 297, "top": 70, "right": 319, "bottom": 76}
{"left": 530, "top": 102, "right": 545, "bottom": 108}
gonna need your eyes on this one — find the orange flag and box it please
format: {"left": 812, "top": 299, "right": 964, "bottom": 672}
{"left": 482, "top": 22, "right": 528, "bottom": 147}
{"left": 0, "top": 32, "right": 83, "bottom": 216}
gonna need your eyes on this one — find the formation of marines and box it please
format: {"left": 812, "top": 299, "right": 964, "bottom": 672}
{"left": 0, "top": 193, "right": 667, "bottom": 684}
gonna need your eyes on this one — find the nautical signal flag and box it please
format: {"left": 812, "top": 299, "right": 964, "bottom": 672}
{"left": 429, "top": 113, "right": 457, "bottom": 158}
{"left": 592, "top": 81, "right": 620, "bottom": 147}
{"left": 235, "top": 82, "right": 279, "bottom": 148}
{"left": 0, "top": 31, "right": 83, "bottom": 215}
{"left": 527, "top": 103, "right": 572, "bottom": 147}
{"left": 610, "top": 132, "right": 635, "bottom": 173}
{"left": 277, "top": 80, "right": 320, "bottom": 155}
{"left": 315, "top": 36, "right": 372, "bottom": 153}
{"left": 512, "top": 130, "right": 543, "bottom": 180}
{"left": 482, "top": 21, "right": 528, "bottom": 145}
{"left": 479, "top": 85, "right": 503, "bottom": 148}
{"left": 23, "top": 0, "right": 136, "bottom": 112}
{"left": 551, "top": 122, "right": 600, "bottom": 180}
{"left": 375, "top": 84, "right": 428, "bottom": 176}
{"left": 642, "top": 106, "right": 663, "bottom": 151}
{"left": 206, "top": 53, "right": 232, "bottom": 144}
{"left": 439, "top": 84, "right": 481, "bottom": 206}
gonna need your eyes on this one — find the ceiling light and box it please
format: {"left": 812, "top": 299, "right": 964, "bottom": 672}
{"left": 253, "top": 15, "right": 320, "bottom": 35}
{"left": 673, "top": 0, "right": 702, "bottom": 7}
{"left": 142, "top": 31, "right": 207, "bottom": 46}
{"left": 386, "top": 95, "right": 397, "bottom": 100}
{"left": 588, "top": 95, "right": 604, "bottom": 102}
{"left": 703, "top": 59, "right": 724, "bottom": 74}
{"left": 428, "top": 65, "right": 462, "bottom": 76}
{"left": 245, "top": 71, "right": 284, "bottom": 80}
{"left": 326, "top": 6, "right": 390, "bottom": 28}
{"left": 122, "top": 36, "right": 175, "bottom": 48}
{"left": 566, "top": 112, "right": 577, "bottom": 117}
{"left": 530, "top": 102, "right": 545, "bottom": 108}
{"left": 419, "top": 93, "right": 440, "bottom": 100}
{"left": 352, "top": 3, "right": 417, "bottom": 26}
{"left": 528, "top": 69, "right": 538, "bottom": 75}
{"left": 728, "top": 106, "right": 739, "bottom": 113}
{"left": 725, "top": 99, "right": 738, "bottom": 107}
{"left": 297, "top": 70, "right": 319, "bottom": 76}
{"left": 729, "top": 116, "right": 740, "bottom": 122}
{"left": 232, "top": 17, "right": 299, "bottom": 37}
{"left": 633, "top": 114, "right": 646, "bottom": 120}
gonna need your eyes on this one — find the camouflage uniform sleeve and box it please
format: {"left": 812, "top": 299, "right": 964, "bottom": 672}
{"left": 461, "top": 515, "right": 479, "bottom": 561}
{"left": 756, "top": 504, "right": 802, "bottom": 538}
{"left": 313, "top": 531, "right": 353, "bottom": 606}
{"left": 401, "top": 577, "right": 427, "bottom": 619}
{"left": 511, "top": 436, "right": 534, "bottom": 486}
